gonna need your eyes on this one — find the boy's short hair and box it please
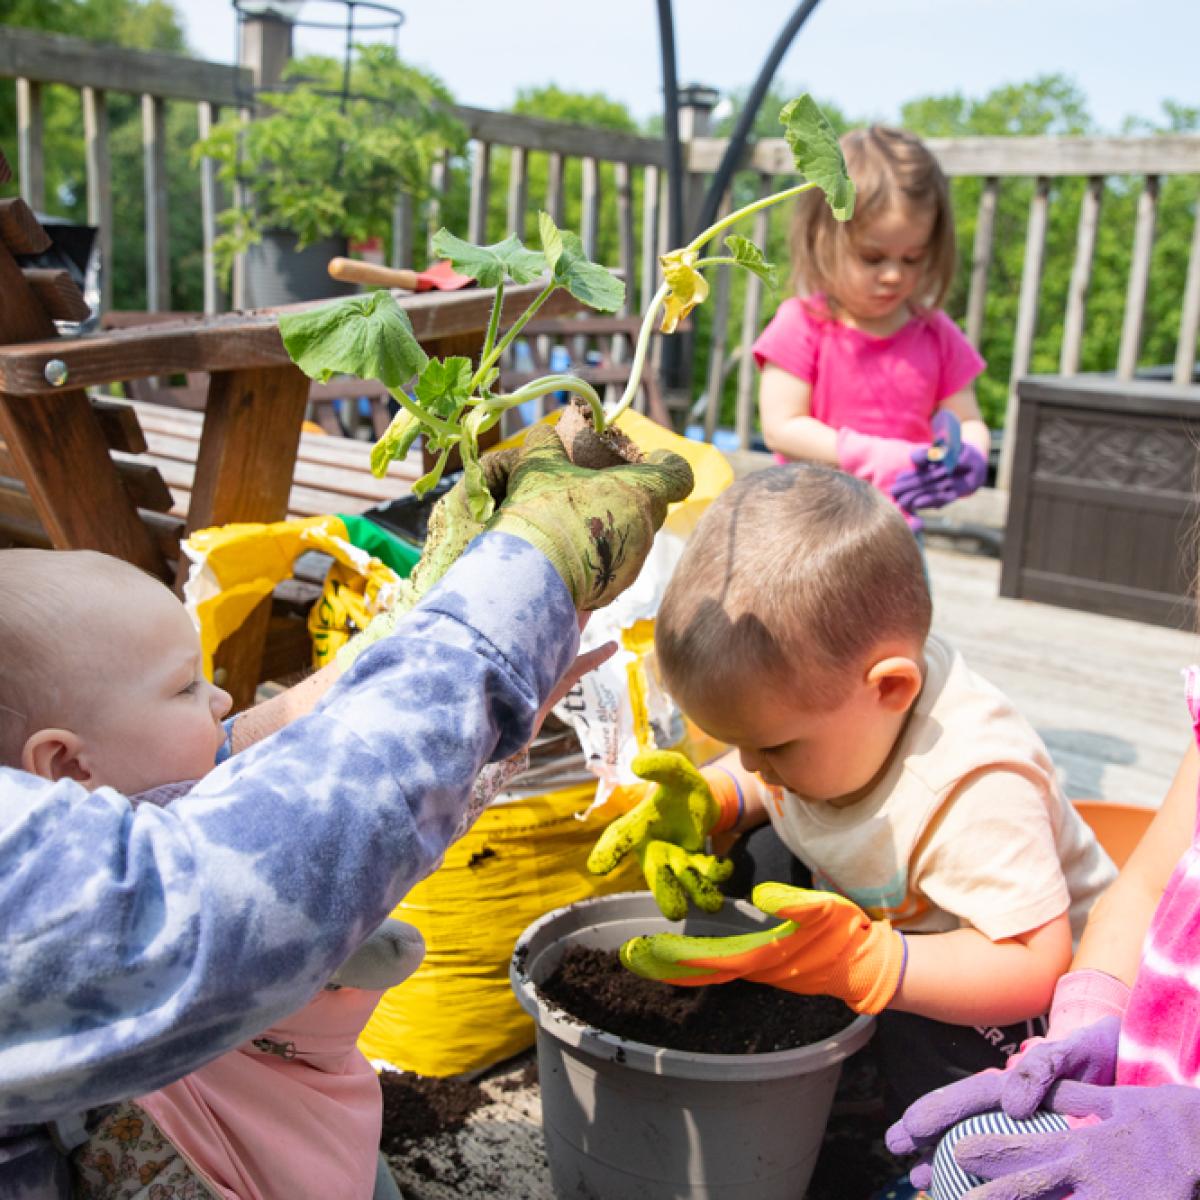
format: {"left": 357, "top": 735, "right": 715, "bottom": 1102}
{"left": 656, "top": 464, "right": 932, "bottom": 710}
{"left": 0, "top": 548, "right": 147, "bottom": 765}
{"left": 790, "top": 124, "right": 957, "bottom": 312}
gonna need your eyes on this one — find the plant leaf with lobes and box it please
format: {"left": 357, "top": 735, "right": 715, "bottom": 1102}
{"left": 725, "top": 235, "right": 778, "bottom": 289}
{"left": 279, "top": 291, "right": 429, "bottom": 388}
{"left": 548, "top": 227, "right": 624, "bottom": 313}
{"left": 780, "top": 95, "right": 855, "bottom": 221}
{"left": 430, "top": 229, "right": 545, "bottom": 287}
{"left": 414, "top": 356, "right": 474, "bottom": 418}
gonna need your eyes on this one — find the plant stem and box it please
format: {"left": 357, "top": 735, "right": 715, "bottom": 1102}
{"left": 686, "top": 180, "right": 815, "bottom": 255}
{"left": 477, "top": 375, "right": 605, "bottom": 434}
{"left": 604, "top": 281, "right": 670, "bottom": 425}
{"left": 603, "top": 184, "right": 817, "bottom": 427}
{"left": 470, "top": 280, "right": 557, "bottom": 391}
{"left": 387, "top": 385, "right": 458, "bottom": 438}
{"left": 480, "top": 280, "right": 505, "bottom": 363}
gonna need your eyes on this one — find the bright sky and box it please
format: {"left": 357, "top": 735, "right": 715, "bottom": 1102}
{"left": 173, "top": 0, "right": 1199, "bottom": 134}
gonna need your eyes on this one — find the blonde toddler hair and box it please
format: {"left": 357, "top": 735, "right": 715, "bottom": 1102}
{"left": 790, "top": 124, "right": 956, "bottom": 312}
{"left": 656, "top": 464, "right": 932, "bottom": 712}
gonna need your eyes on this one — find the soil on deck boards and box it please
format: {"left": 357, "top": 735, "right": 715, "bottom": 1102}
{"left": 380, "top": 946, "right": 904, "bottom": 1198}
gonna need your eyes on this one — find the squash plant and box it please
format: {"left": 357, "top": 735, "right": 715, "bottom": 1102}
{"left": 279, "top": 94, "right": 854, "bottom": 522}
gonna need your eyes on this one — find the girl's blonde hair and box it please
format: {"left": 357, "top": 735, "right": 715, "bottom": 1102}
{"left": 790, "top": 124, "right": 956, "bottom": 311}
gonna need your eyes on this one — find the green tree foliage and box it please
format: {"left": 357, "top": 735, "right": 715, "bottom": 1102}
{"left": 0, "top": 0, "right": 199, "bottom": 309}
{"left": 899, "top": 75, "right": 1200, "bottom": 426}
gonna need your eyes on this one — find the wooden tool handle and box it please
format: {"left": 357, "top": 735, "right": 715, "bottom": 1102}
{"left": 327, "top": 257, "right": 420, "bottom": 289}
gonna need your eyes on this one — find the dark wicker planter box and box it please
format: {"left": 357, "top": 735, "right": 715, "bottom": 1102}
{"left": 1000, "top": 374, "right": 1200, "bottom": 630}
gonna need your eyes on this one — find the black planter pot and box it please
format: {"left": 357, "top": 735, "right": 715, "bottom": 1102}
{"left": 243, "top": 230, "right": 355, "bottom": 309}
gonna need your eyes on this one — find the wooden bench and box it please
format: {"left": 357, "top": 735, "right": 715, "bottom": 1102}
{"left": 123, "top": 399, "right": 419, "bottom": 523}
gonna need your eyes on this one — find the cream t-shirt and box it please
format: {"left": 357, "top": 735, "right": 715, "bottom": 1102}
{"left": 764, "top": 634, "right": 1116, "bottom": 942}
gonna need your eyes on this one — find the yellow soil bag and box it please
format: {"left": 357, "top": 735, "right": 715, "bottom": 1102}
{"left": 358, "top": 784, "right": 642, "bottom": 1077}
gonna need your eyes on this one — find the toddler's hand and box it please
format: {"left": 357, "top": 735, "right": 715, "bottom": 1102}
{"left": 835, "top": 427, "right": 927, "bottom": 493}
{"left": 587, "top": 750, "right": 733, "bottom": 920}
{"left": 890, "top": 412, "right": 987, "bottom": 513}
{"left": 620, "top": 881, "right": 905, "bottom": 1015}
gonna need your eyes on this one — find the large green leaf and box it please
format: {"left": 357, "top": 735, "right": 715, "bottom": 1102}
{"left": 539, "top": 212, "right": 625, "bottom": 312}
{"left": 430, "top": 229, "right": 545, "bottom": 286}
{"left": 279, "top": 291, "right": 428, "bottom": 388}
{"left": 780, "top": 95, "right": 856, "bottom": 221}
{"left": 725, "top": 235, "right": 778, "bottom": 290}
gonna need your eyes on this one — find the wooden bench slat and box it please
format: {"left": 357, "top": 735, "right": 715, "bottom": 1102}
{"left": 136, "top": 425, "right": 419, "bottom": 502}
{"left": 128, "top": 400, "right": 420, "bottom": 476}
{"left": 0, "top": 197, "right": 51, "bottom": 254}
{"left": 24, "top": 268, "right": 90, "bottom": 323}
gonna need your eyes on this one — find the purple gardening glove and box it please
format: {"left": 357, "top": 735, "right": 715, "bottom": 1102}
{"left": 891, "top": 440, "right": 988, "bottom": 512}
{"left": 835, "top": 427, "right": 926, "bottom": 494}
{"left": 953, "top": 1078, "right": 1200, "bottom": 1198}
{"left": 886, "top": 1017, "right": 1122, "bottom": 1190}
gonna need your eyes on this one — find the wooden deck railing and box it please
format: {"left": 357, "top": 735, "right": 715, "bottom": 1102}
{"left": 3, "top": 24, "right": 1200, "bottom": 488}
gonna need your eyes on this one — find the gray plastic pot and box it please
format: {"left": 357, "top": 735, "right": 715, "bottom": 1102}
{"left": 510, "top": 891, "right": 875, "bottom": 1200}
{"left": 243, "top": 231, "right": 354, "bottom": 309}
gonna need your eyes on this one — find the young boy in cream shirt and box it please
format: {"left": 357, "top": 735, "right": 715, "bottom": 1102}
{"left": 592, "top": 464, "right": 1115, "bottom": 1116}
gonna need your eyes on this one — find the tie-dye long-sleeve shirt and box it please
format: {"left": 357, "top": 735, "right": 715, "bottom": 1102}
{"left": 0, "top": 533, "right": 577, "bottom": 1194}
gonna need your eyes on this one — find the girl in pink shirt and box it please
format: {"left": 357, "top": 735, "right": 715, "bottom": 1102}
{"left": 753, "top": 125, "right": 989, "bottom": 524}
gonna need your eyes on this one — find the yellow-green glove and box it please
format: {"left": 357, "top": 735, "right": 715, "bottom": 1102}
{"left": 488, "top": 424, "right": 694, "bottom": 611}
{"left": 620, "top": 881, "right": 906, "bottom": 1015}
{"left": 336, "top": 446, "right": 518, "bottom": 670}
{"left": 587, "top": 749, "right": 735, "bottom": 920}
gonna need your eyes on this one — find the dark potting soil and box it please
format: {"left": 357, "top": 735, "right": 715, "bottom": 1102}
{"left": 536, "top": 944, "right": 857, "bottom": 1054}
{"left": 378, "top": 1068, "right": 489, "bottom": 1156}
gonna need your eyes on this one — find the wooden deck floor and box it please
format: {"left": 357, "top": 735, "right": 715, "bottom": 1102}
{"left": 927, "top": 543, "right": 1195, "bottom": 809}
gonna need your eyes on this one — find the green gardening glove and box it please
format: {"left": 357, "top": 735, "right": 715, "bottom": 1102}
{"left": 587, "top": 749, "right": 733, "bottom": 920}
{"left": 337, "top": 446, "right": 519, "bottom": 669}
{"left": 487, "top": 424, "right": 694, "bottom": 611}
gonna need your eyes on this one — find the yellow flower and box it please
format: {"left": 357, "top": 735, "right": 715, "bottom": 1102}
{"left": 658, "top": 249, "right": 709, "bottom": 334}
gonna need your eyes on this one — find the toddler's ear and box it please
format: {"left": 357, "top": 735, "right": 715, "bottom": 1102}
{"left": 866, "top": 656, "right": 923, "bottom": 714}
{"left": 21, "top": 728, "right": 93, "bottom": 785}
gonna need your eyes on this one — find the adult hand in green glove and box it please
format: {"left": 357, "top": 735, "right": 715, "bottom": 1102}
{"left": 340, "top": 422, "right": 692, "bottom": 666}
{"left": 620, "top": 881, "right": 906, "bottom": 1015}
{"left": 488, "top": 424, "right": 694, "bottom": 611}
{"left": 336, "top": 446, "right": 518, "bottom": 669}
{"left": 588, "top": 749, "right": 733, "bottom": 920}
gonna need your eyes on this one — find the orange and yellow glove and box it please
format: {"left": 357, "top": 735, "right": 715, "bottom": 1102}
{"left": 619, "top": 881, "right": 906, "bottom": 1015}
{"left": 586, "top": 750, "right": 743, "bottom": 920}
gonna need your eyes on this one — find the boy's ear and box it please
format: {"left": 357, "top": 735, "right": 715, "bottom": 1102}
{"left": 21, "top": 728, "right": 94, "bottom": 785}
{"left": 865, "top": 656, "right": 923, "bottom": 714}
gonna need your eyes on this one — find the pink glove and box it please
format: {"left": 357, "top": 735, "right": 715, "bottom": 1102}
{"left": 835, "top": 427, "right": 926, "bottom": 494}
{"left": 1005, "top": 968, "right": 1131, "bottom": 1075}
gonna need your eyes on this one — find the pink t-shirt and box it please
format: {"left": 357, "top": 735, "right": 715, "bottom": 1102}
{"left": 752, "top": 295, "right": 985, "bottom": 443}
